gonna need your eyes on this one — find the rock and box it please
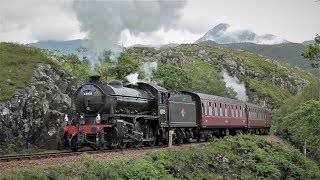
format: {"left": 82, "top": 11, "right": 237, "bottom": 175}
{"left": 0, "top": 63, "right": 79, "bottom": 152}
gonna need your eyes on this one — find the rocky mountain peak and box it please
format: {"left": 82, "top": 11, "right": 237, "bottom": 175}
{"left": 196, "top": 23, "right": 287, "bottom": 44}
{"left": 207, "top": 23, "right": 230, "bottom": 37}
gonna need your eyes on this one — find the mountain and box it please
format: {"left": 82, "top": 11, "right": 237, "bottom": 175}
{"left": 197, "top": 40, "right": 319, "bottom": 76}
{"left": 29, "top": 39, "right": 89, "bottom": 54}
{"left": 302, "top": 40, "right": 315, "bottom": 45}
{"left": 196, "top": 23, "right": 288, "bottom": 44}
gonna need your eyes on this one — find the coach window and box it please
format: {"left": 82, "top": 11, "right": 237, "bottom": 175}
{"left": 214, "top": 103, "right": 218, "bottom": 116}
{"left": 204, "top": 103, "right": 208, "bottom": 116}
{"left": 219, "top": 103, "right": 223, "bottom": 116}
{"left": 254, "top": 109, "right": 257, "bottom": 119}
{"left": 201, "top": 103, "right": 204, "bottom": 115}
{"left": 235, "top": 106, "right": 238, "bottom": 117}
{"left": 239, "top": 106, "right": 242, "bottom": 117}
{"left": 225, "top": 104, "right": 228, "bottom": 117}
{"left": 208, "top": 102, "right": 213, "bottom": 116}
{"left": 252, "top": 109, "right": 255, "bottom": 118}
{"left": 259, "top": 110, "right": 261, "bottom": 119}
{"left": 231, "top": 105, "right": 234, "bottom": 117}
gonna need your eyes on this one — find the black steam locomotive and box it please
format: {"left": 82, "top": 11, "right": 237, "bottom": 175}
{"left": 57, "top": 75, "right": 271, "bottom": 151}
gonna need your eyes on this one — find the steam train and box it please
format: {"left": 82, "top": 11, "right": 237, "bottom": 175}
{"left": 57, "top": 75, "right": 271, "bottom": 151}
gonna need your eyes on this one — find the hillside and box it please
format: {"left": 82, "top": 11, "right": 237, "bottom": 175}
{"left": 1, "top": 135, "right": 319, "bottom": 179}
{"left": 273, "top": 81, "right": 320, "bottom": 163}
{"left": 0, "top": 43, "right": 56, "bottom": 101}
{"left": 127, "top": 44, "right": 317, "bottom": 109}
{"left": 198, "top": 40, "right": 320, "bottom": 76}
{"left": 0, "top": 43, "right": 81, "bottom": 154}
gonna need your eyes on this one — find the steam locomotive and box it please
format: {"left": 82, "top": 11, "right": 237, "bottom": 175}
{"left": 57, "top": 75, "right": 271, "bottom": 151}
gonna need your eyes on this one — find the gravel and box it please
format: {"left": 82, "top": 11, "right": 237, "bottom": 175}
{"left": 0, "top": 143, "right": 210, "bottom": 174}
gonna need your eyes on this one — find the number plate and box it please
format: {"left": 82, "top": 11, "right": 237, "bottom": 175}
{"left": 160, "top": 109, "right": 166, "bottom": 114}
{"left": 84, "top": 91, "right": 93, "bottom": 95}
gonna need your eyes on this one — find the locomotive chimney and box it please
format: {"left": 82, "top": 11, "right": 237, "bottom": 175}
{"left": 89, "top": 75, "right": 101, "bottom": 84}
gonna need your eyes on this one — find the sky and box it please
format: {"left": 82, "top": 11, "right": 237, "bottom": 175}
{"left": 0, "top": 0, "right": 319, "bottom": 47}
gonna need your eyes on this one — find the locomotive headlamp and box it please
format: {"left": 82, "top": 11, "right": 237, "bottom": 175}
{"left": 64, "top": 114, "right": 69, "bottom": 122}
{"left": 80, "top": 114, "right": 85, "bottom": 125}
{"left": 96, "top": 114, "right": 101, "bottom": 124}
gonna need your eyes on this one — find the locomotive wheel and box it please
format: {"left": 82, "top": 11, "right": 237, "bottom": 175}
{"left": 70, "top": 135, "right": 79, "bottom": 152}
{"left": 57, "top": 136, "right": 66, "bottom": 150}
{"left": 71, "top": 144, "right": 79, "bottom": 152}
{"left": 144, "top": 124, "right": 156, "bottom": 147}
{"left": 132, "top": 122, "right": 143, "bottom": 148}
{"left": 132, "top": 141, "right": 142, "bottom": 148}
{"left": 118, "top": 139, "right": 127, "bottom": 150}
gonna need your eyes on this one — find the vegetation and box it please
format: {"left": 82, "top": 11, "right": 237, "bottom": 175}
{"left": 152, "top": 57, "right": 236, "bottom": 98}
{"left": 200, "top": 41, "right": 320, "bottom": 76}
{"left": 132, "top": 44, "right": 317, "bottom": 108}
{"left": 55, "top": 53, "right": 92, "bottom": 83}
{"left": 273, "top": 81, "right": 320, "bottom": 163}
{"left": 95, "top": 52, "right": 140, "bottom": 83}
{"left": 0, "top": 43, "right": 56, "bottom": 101}
{"left": 1, "top": 135, "right": 319, "bottom": 179}
{"left": 302, "top": 34, "right": 320, "bottom": 68}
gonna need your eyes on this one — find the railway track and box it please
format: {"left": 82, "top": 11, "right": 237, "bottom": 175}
{"left": 0, "top": 146, "right": 168, "bottom": 163}
{"left": 0, "top": 135, "right": 276, "bottom": 163}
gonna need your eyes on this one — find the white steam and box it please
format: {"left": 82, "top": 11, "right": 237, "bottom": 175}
{"left": 222, "top": 68, "right": 248, "bottom": 101}
{"left": 126, "top": 73, "right": 139, "bottom": 85}
{"left": 73, "top": 0, "right": 186, "bottom": 56}
{"left": 126, "top": 61, "right": 158, "bottom": 84}
{"left": 141, "top": 62, "right": 158, "bottom": 81}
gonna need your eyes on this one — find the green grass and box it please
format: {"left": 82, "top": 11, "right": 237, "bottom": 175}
{"left": 0, "top": 42, "right": 56, "bottom": 101}
{"left": 1, "top": 135, "right": 319, "bottom": 179}
{"left": 130, "top": 43, "right": 318, "bottom": 108}
{"left": 173, "top": 44, "right": 318, "bottom": 108}
{"left": 273, "top": 81, "right": 320, "bottom": 163}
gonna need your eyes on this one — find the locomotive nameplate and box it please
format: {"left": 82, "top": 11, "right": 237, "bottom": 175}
{"left": 160, "top": 109, "right": 166, "bottom": 114}
{"left": 84, "top": 92, "right": 93, "bottom": 95}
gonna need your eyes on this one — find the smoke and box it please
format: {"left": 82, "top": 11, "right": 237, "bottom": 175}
{"left": 141, "top": 62, "right": 157, "bottom": 81}
{"left": 73, "top": 0, "right": 186, "bottom": 56}
{"left": 222, "top": 68, "right": 248, "bottom": 101}
{"left": 126, "top": 73, "right": 139, "bottom": 84}
{"left": 126, "top": 61, "right": 158, "bottom": 84}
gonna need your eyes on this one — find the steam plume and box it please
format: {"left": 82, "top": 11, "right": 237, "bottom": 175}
{"left": 222, "top": 68, "right": 248, "bottom": 101}
{"left": 73, "top": 0, "right": 186, "bottom": 55}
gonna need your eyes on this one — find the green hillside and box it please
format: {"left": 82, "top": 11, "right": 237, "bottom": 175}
{"left": 0, "top": 43, "right": 56, "bottom": 101}
{"left": 273, "top": 81, "right": 320, "bottom": 163}
{"left": 2, "top": 135, "right": 319, "bottom": 179}
{"left": 199, "top": 41, "right": 319, "bottom": 76}
{"left": 127, "top": 44, "right": 317, "bottom": 108}
{"left": 0, "top": 42, "right": 93, "bottom": 101}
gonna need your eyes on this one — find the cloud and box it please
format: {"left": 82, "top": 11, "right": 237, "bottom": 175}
{"left": 73, "top": 0, "right": 187, "bottom": 52}
{"left": 120, "top": 28, "right": 202, "bottom": 47}
{"left": 0, "top": 0, "right": 84, "bottom": 43}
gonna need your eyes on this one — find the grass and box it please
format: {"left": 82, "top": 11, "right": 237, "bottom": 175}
{"left": 1, "top": 135, "right": 319, "bottom": 179}
{"left": 176, "top": 44, "right": 318, "bottom": 108}
{"left": 0, "top": 42, "right": 56, "bottom": 101}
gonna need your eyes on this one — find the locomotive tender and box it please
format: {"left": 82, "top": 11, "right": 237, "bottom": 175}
{"left": 57, "top": 75, "right": 271, "bottom": 151}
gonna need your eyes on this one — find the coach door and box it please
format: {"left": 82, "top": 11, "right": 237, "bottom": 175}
{"left": 158, "top": 92, "right": 168, "bottom": 127}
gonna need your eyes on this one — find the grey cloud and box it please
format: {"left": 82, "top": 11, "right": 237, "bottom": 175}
{"left": 0, "top": 0, "right": 80, "bottom": 43}
{"left": 73, "top": 0, "right": 186, "bottom": 52}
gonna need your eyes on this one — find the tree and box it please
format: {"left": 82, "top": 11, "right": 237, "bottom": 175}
{"left": 112, "top": 52, "right": 140, "bottom": 82}
{"left": 57, "top": 54, "right": 92, "bottom": 83}
{"left": 98, "top": 50, "right": 113, "bottom": 63}
{"left": 301, "top": 35, "right": 320, "bottom": 68}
